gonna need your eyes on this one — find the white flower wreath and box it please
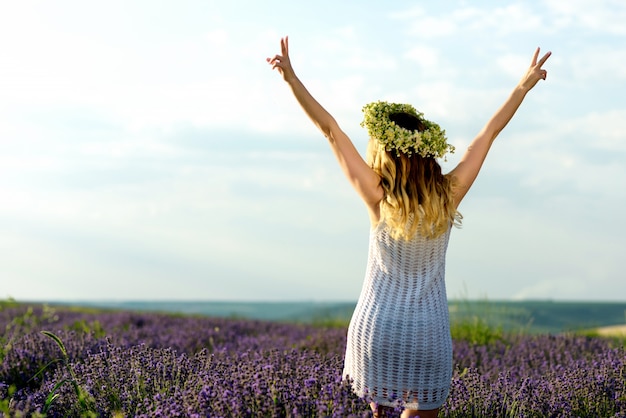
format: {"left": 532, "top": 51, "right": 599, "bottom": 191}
{"left": 361, "top": 101, "right": 454, "bottom": 159}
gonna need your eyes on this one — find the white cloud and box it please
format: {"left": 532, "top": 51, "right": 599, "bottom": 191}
{"left": 496, "top": 53, "right": 531, "bottom": 80}
{"left": 546, "top": 0, "right": 626, "bottom": 34}
{"left": 397, "top": 3, "right": 543, "bottom": 40}
{"left": 511, "top": 277, "right": 589, "bottom": 300}
{"left": 567, "top": 46, "right": 626, "bottom": 84}
{"left": 409, "top": 80, "right": 508, "bottom": 126}
{"left": 406, "top": 15, "right": 458, "bottom": 38}
{"left": 553, "top": 109, "right": 626, "bottom": 153}
{"left": 464, "top": 4, "right": 543, "bottom": 34}
{"left": 388, "top": 5, "right": 425, "bottom": 20}
{"left": 404, "top": 46, "right": 442, "bottom": 75}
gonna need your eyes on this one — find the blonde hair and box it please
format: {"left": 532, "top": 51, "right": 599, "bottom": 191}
{"left": 367, "top": 139, "right": 461, "bottom": 240}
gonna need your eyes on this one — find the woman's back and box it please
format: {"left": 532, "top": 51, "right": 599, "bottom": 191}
{"left": 367, "top": 220, "right": 451, "bottom": 298}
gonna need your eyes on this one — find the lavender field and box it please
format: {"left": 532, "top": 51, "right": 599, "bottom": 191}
{"left": 1, "top": 300, "right": 625, "bottom": 417}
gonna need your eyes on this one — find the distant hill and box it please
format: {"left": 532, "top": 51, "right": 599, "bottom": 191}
{"left": 41, "top": 299, "right": 626, "bottom": 335}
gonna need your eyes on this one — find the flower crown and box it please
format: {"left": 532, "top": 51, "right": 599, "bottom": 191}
{"left": 361, "top": 101, "right": 454, "bottom": 158}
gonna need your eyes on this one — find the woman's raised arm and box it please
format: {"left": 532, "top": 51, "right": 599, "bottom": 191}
{"left": 267, "top": 37, "right": 383, "bottom": 211}
{"left": 449, "top": 47, "right": 551, "bottom": 208}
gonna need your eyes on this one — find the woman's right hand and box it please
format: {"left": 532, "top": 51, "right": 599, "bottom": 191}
{"left": 266, "top": 36, "right": 296, "bottom": 82}
{"left": 519, "top": 47, "right": 551, "bottom": 92}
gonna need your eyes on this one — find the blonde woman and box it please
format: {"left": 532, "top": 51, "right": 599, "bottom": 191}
{"left": 267, "top": 37, "right": 550, "bottom": 418}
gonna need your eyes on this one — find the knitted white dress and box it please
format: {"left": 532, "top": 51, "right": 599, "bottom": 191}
{"left": 343, "top": 220, "right": 453, "bottom": 410}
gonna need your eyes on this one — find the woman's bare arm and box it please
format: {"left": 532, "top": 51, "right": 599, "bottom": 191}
{"left": 449, "top": 47, "right": 551, "bottom": 208}
{"left": 267, "top": 37, "right": 383, "bottom": 210}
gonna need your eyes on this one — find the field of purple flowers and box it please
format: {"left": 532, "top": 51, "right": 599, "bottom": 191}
{"left": 1, "top": 300, "right": 625, "bottom": 417}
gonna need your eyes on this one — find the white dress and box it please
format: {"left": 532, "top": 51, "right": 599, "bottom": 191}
{"left": 343, "top": 220, "right": 453, "bottom": 410}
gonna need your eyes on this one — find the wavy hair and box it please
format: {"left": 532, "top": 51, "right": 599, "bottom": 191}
{"left": 366, "top": 113, "right": 461, "bottom": 240}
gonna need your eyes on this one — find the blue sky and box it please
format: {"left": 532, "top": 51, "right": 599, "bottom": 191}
{"left": 1, "top": 1, "right": 624, "bottom": 302}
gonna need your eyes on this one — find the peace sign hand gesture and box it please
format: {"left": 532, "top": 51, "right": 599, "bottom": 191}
{"left": 519, "top": 47, "right": 551, "bottom": 92}
{"left": 266, "top": 36, "right": 296, "bottom": 83}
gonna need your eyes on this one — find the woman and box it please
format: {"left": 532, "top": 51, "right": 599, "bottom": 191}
{"left": 267, "top": 37, "right": 550, "bottom": 418}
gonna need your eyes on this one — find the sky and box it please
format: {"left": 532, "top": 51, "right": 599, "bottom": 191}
{"left": 1, "top": 0, "right": 625, "bottom": 302}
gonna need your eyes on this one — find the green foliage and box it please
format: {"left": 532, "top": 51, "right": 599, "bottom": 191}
{"left": 1, "top": 298, "right": 59, "bottom": 363}
{"left": 450, "top": 315, "right": 505, "bottom": 345}
{"left": 0, "top": 384, "right": 15, "bottom": 416}
{"left": 449, "top": 295, "right": 505, "bottom": 344}
{"left": 448, "top": 291, "right": 535, "bottom": 344}
{"left": 39, "top": 330, "right": 97, "bottom": 416}
{"left": 310, "top": 316, "right": 350, "bottom": 329}
{"left": 67, "top": 319, "right": 107, "bottom": 338}
{"left": 0, "top": 384, "right": 46, "bottom": 418}
{"left": 0, "top": 297, "right": 19, "bottom": 310}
